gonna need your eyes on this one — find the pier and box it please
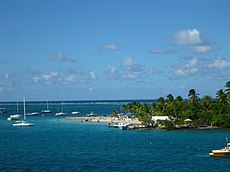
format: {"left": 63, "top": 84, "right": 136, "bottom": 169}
{"left": 65, "top": 116, "right": 145, "bottom": 129}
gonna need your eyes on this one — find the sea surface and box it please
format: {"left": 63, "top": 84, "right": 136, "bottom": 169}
{"left": 0, "top": 100, "right": 230, "bottom": 172}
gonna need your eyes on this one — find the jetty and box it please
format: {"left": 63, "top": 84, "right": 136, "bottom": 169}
{"left": 65, "top": 116, "right": 145, "bottom": 129}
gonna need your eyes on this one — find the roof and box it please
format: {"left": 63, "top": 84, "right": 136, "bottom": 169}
{"left": 152, "top": 116, "right": 170, "bottom": 121}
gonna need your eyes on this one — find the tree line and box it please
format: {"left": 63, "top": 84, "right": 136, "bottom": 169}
{"left": 120, "top": 81, "right": 230, "bottom": 129}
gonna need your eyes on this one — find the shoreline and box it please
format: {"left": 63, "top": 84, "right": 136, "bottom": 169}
{"left": 65, "top": 116, "right": 142, "bottom": 124}
{"left": 65, "top": 116, "right": 221, "bottom": 130}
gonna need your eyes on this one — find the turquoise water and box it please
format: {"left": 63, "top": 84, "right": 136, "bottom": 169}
{"left": 0, "top": 101, "right": 230, "bottom": 171}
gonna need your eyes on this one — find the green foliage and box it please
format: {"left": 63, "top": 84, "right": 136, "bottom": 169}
{"left": 120, "top": 81, "right": 230, "bottom": 129}
{"left": 160, "top": 120, "right": 175, "bottom": 129}
{"left": 212, "top": 114, "right": 230, "bottom": 128}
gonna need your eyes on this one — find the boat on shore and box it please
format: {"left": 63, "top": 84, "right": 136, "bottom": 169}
{"left": 209, "top": 138, "right": 230, "bottom": 157}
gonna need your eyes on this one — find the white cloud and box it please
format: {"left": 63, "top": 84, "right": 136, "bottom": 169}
{"left": 121, "top": 57, "right": 145, "bottom": 79}
{"left": 107, "top": 57, "right": 160, "bottom": 80}
{"left": 50, "top": 52, "right": 75, "bottom": 62}
{"left": 107, "top": 65, "right": 118, "bottom": 79}
{"left": 65, "top": 75, "right": 76, "bottom": 82}
{"left": 89, "top": 71, "right": 97, "bottom": 80}
{"left": 207, "top": 58, "right": 230, "bottom": 69}
{"left": 148, "top": 48, "right": 174, "bottom": 55}
{"left": 122, "top": 57, "right": 135, "bottom": 67}
{"left": 192, "top": 45, "right": 211, "bottom": 54}
{"left": 101, "top": 44, "right": 122, "bottom": 51}
{"left": 30, "top": 68, "right": 99, "bottom": 86}
{"left": 33, "top": 76, "right": 40, "bottom": 83}
{"left": 42, "top": 71, "right": 58, "bottom": 81}
{"left": 172, "top": 29, "right": 202, "bottom": 45}
{"left": 173, "top": 58, "right": 199, "bottom": 77}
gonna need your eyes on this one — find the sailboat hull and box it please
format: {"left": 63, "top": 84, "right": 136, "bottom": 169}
{"left": 13, "top": 121, "right": 34, "bottom": 127}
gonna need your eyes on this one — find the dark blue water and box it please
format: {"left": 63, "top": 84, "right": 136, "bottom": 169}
{"left": 0, "top": 101, "right": 230, "bottom": 171}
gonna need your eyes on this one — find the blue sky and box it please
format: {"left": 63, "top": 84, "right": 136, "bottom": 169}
{"left": 0, "top": 0, "right": 230, "bottom": 101}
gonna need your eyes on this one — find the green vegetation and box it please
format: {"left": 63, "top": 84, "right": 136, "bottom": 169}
{"left": 121, "top": 81, "right": 230, "bottom": 129}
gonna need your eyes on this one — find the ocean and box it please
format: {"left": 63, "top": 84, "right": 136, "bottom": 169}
{"left": 0, "top": 100, "right": 230, "bottom": 172}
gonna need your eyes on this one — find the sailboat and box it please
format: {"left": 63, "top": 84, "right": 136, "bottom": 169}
{"left": 55, "top": 102, "right": 67, "bottom": 116}
{"left": 7, "top": 101, "right": 21, "bottom": 120}
{"left": 41, "top": 100, "right": 52, "bottom": 114}
{"left": 13, "top": 97, "right": 34, "bottom": 127}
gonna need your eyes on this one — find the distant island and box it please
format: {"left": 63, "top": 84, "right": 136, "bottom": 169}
{"left": 118, "top": 81, "right": 230, "bottom": 129}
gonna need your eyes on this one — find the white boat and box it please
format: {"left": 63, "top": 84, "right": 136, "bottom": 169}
{"left": 209, "top": 137, "right": 230, "bottom": 157}
{"left": 55, "top": 102, "right": 67, "bottom": 116}
{"left": 7, "top": 102, "right": 21, "bottom": 120}
{"left": 13, "top": 120, "right": 34, "bottom": 127}
{"left": 7, "top": 114, "right": 21, "bottom": 120}
{"left": 13, "top": 97, "right": 34, "bottom": 127}
{"left": 86, "top": 112, "right": 97, "bottom": 117}
{"left": 41, "top": 100, "right": 52, "bottom": 114}
{"left": 26, "top": 112, "right": 39, "bottom": 116}
{"left": 71, "top": 111, "right": 80, "bottom": 115}
{"left": 118, "top": 122, "right": 129, "bottom": 130}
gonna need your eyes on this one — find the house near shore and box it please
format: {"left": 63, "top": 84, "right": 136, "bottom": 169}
{"left": 152, "top": 116, "right": 170, "bottom": 121}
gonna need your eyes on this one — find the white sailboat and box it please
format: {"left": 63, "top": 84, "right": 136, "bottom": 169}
{"left": 13, "top": 97, "right": 34, "bottom": 127}
{"left": 7, "top": 101, "right": 21, "bottom": 120}
{"left": 41, "top": 100, "right": 52, "bottom": 114}
{"left": 55, "top": 102, "right": 67, "bottom": 116}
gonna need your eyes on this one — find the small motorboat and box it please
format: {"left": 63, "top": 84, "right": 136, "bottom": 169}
{"left": 86, "top": 112, "right": 97, "bottom": 117}
{"left": 209, "top": 138, "right": 230, "bottom": 157}
{"left": 7, "top": 114, "right": 21, "bottom": 120}
{"left": 13, "top": 120, "right": 34, "bottom": 127}
{"left": 118, "top": 122, "right": 129, "bottom": 130}
{"left": 71, "top": 111, "right": 80, "bottom": 115}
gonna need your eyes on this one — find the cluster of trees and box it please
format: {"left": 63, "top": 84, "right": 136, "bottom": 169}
{"left": 121, "top": 81, "right": 230, "bottom": 129}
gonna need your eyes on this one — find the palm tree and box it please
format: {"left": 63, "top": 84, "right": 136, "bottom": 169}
{"left": 166, "top": 94, "right": 177, "bottom": 118}
{"left": 225, "top": 81, "right": 230, "bottom": 104}
{"left": 166, "top": 94, "right": 174, "bottom": 106}
{"left": 188, "top": 89, "right": 200, "bottom": 104}
{"left": 176, "top": 96, "right": 183, "bottom": 102}
{"left": 225, "top": 81, "right": 230, "bottom": 95}
{"left": 156, "top": 97, "right": 165, "bottom": 114}
{"left": 216, "top": 89, "right": 227, "bottom": 105}
{"left": 201, "top": 95, "right": 213, "bottom": 111}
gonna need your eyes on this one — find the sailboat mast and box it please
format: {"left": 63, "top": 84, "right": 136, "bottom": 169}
{"left": 16, "top": 101, "right": 19, "bottom": 113}
{"left": 23, "top": 97, "right": 26, "bottom": 120}
{"left": 47, "top": 100, "right": 49, "bottom": 110}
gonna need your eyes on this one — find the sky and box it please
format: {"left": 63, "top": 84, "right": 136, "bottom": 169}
{"left": 0, "top": 0, "right": 230, "bottom": 101}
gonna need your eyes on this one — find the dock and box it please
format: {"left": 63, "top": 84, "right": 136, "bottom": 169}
{"left": 65, "top": 116, "right": 145, "bottom": 129}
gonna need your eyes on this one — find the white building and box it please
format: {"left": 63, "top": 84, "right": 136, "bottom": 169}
{"left": 152, "top": 116, "right": 170, "bottom": 121}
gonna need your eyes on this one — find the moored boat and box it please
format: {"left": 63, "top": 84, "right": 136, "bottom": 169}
{"left": 86, "top": 112, "right": 97, "bottom": 117}
{"left": 41, "top": 100, "right": 52, "bottom": 114}
{"left": 7, "top": 114, "right": 21, "bottom": 120}
{"left": 71, "top": 111, "right": 80, "bottom": 115}
{"left": 118, "top": 122, "right": 129, "bottom": 130}
{"left": 107, "top": 122, "right": 119, "bottom": 128}
{"left": 55, "top": 102, "right": 67, "bottom": 116}
{"left": 13, "top": 120, "right": 34, "bottom": 127}
{"left": 209, "top": 138, "right": 230, "bottom": 157}
{"left": 13, "top": 97, "right": 34, "bottom": 127}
